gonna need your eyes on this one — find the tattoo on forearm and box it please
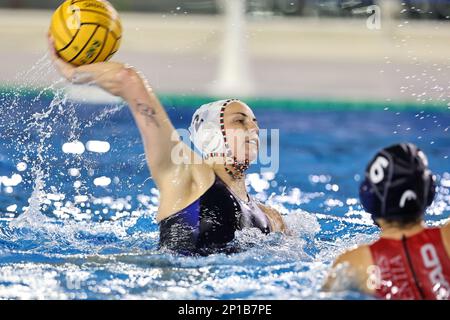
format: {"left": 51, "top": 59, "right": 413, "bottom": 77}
{"left": 136, "top": 101, "right": 159, "bottom": 127}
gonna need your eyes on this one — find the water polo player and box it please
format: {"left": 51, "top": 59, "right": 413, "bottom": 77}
{"left": 47, "top": 35, "right": 286, "bottom": 255}
{"left": 324, "top": 143, "right": 450, "bottom": 300}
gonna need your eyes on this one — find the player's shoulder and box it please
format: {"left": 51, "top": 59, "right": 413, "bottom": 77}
{"left": 335, "top": 244, "right": 372, "bottom": 268}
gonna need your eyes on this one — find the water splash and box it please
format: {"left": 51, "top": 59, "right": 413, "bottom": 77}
{"left": 0, "top": 55, "right": 449, "bottom": 299}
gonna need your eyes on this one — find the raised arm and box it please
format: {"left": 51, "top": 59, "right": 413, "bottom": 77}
{"left": 48, "top": 35, "right": 199, "bottom": 190}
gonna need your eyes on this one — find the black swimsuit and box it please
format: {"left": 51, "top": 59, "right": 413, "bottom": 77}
{"left": 158, "top": 174, "right": 272, "bottom": 255}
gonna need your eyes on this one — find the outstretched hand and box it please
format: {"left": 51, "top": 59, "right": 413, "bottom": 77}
{"left": 47, "top": 31, "right": 134, "bottom": 96}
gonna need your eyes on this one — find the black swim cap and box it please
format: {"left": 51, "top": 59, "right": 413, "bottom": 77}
{"left": 359, "top": 143, "right": 436, "bottom": 222}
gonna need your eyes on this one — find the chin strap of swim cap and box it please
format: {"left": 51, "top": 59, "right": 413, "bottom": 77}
{"left": 189, "top": 99, "right": 251, "bottom": 179}
{"left": 224, "top": 157, "right": 250, "bottom": 180}
{"left": 359, "top": 143, "right": 436, "bottom": 222}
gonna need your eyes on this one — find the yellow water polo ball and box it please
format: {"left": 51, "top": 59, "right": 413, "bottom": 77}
{"left": 49, "top": 0, "right": 122, "bottom": 66}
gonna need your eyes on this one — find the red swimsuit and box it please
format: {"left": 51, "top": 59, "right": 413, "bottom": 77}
{"left": 369, "top": 228, "right": 450, "bottom": 300}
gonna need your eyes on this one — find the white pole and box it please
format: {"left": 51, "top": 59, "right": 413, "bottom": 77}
{"left": 210, "top": 0, "right": 254, "bottom": 97}
{"left": 376, "top": 0, "right": 400, "bottom": 34}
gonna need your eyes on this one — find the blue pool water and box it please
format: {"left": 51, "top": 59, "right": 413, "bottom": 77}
{"left": 0, "top": 82, "right": 449, "bottom": 299}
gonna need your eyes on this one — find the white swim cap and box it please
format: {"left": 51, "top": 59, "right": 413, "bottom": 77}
{"left": 189, "top": 99, "right": 246, "bottom": 158}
